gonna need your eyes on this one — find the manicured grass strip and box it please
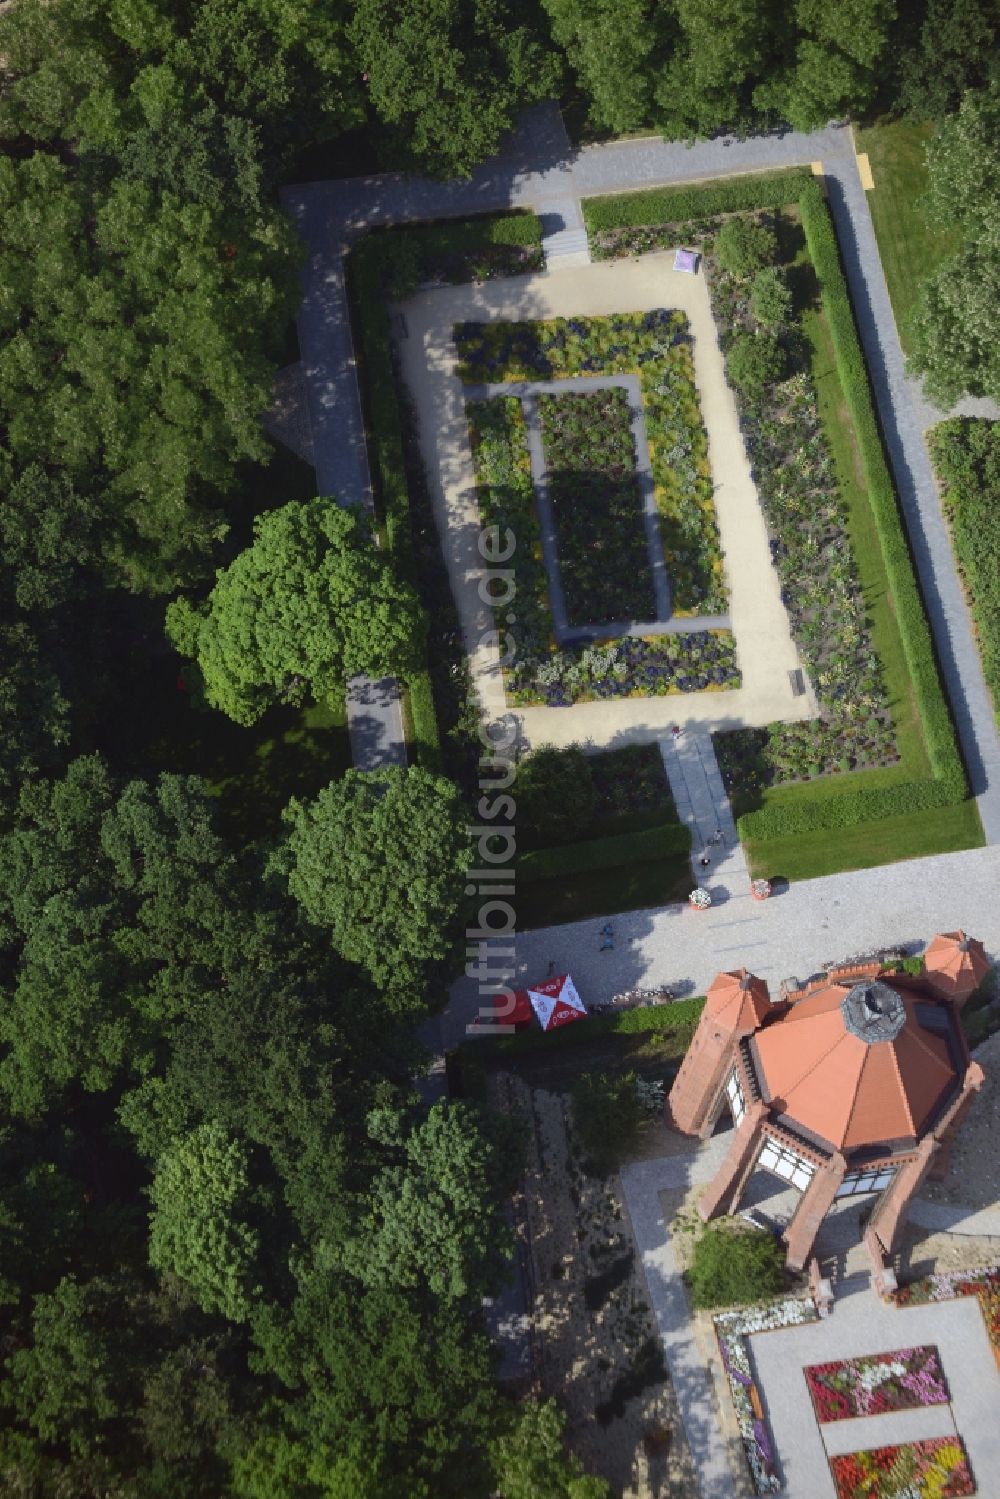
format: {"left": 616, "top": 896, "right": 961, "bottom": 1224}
{"left": 744, "top": 797, "right": 983, "bottom": 882}
{"left": 854, "top": 120, "right": 959, "bottom": 356}
{"left": 582, "top": 168, "right": 814, "bottom": 233}
{"left": 518, "top": 820, "right": 691, "bottom": 930}
{"left": 520, "top": 819, "right": 690, "bottom": 881}
{"left": 468, "top": 996, "right": 705, "bottom": 1057}
{"left": 347, "top": 237, "right": 443, "bottom": 772}
{"left": 928, "top": 418, "right": 1000, "bottom": 724}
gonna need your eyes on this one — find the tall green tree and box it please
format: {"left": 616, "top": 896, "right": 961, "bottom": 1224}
{"left": 276, "top": 767, "right": 469, "bottom": 990}
{"left": 893, "top": 0, "right": 1000, "bottom": 120}
{"left": 754, "top": 0, "right": 895, "bottom": 130}
{"left": 655, "top": 0, "right": 777, "bottom": 137}
{"left": 542, "top": 0, "right": 662, "bottom": 134}
{"left": 909, "top": 87, "right": 1000, "bottom": 404}
{"left": 349, "top": 0, "right": 560, "bottom": 177}
{"left": 167, "top": 500, "right": 426, "bottom": 726}
{"left": 490, "top": 1399, "right": 611, "bottom": 1499}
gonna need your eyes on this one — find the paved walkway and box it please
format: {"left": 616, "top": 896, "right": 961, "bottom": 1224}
{"left": 749, "top": 1286, "right": 1000, "bottom": 1497}
{"left": 396, "top": 255, "right": 813, "bottom": 753}
{"left": 445, "top": 840, "right": 1000, "bottom": 1048}
{"left": 283, "top": 102, "right": 1000, "bottom": 829}
{"left": 660, "top": 731, "right": 750, "bottom": 891}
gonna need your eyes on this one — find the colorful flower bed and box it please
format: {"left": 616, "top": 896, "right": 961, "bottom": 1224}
{"left": 805, "top": 1346, "right": 949, "bottom": 1422}
{"left": 830, "top": 1437, "right": 975, "bottom": 1499}
{"left": 714, "top": 1296, "right": 818, "bottom": 1493}
{"left": 455, "top": 309, "right": 726, "bottom": 614}
{"left": 537, "top": 386, "right": 654, "bottom": 624}
{"left": 894, "top": 1266, "right": 1000, "bottom": 1363}
{"left": 467, "top": 395, "right": 740, "bottom": 705}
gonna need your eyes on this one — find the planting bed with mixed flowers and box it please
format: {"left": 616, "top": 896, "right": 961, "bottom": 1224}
{"left": 537, "top": 386, "right": 654, "bottom": 624}
{"left": 805, "top": 1346, "right": 948, "bottom": 1423}
{"left": 894, "top": 1266, "right": 1000, "bottom": 1363}
{"left": 829, "top": 1436, "right": 975, "bottom": 1499}
{"left": 713, "top": 1296, "right": 818, "bottom": 1494}
{"left": 455, "top": 309, "right": 726, "bottom": 614}
{"left": 467, "top": 395, "right": 739, "bottom": 706}
{"left": 703, "top": 214, "right": 897, "bottom": 794}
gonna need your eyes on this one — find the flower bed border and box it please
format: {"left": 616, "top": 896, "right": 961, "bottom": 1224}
{"left": 893, "top": 1264, "right": 1000, "bottom": 1368}
{"left": 713, "top": 1296, "right": 818, "bottom": 1493}
{"left": 804, "top": 1345, "right": 948, "bottom": 1423}
{"left": 829, "top": 1435, "right": 975, "bottom": 1499}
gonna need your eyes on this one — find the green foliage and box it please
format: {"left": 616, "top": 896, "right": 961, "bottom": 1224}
{"left": 687, "top": 1220, "right": 785, "bottom": 1309}
{"left": 277, "top": 767, "right": 470, "bottom": 991}
{"left": 345, "top": 1101, "right": 520, "bottom": 1301}
{"left": 754, "top": 0, "right": 895, "bottom": 131}
{"left": 929, "top": 418, "right": 1000, "bottom": 722}
{"left": 715, "top": 216, "right": 777, "bottom": 278}
{"left": 519, "top": 821, "right": 691, "bottom": 882}
{"left": 739, "top": 182, "right": 967, "bottom": 841}
{"left": 148, "top": 1122, "right": 261, "bottom": 1321}
{"left": 490, "top": 1398, "right": 612, "bottom": 1499}
{"left": 373, "top": 212, "right": 544, "bottom": 298}
{"left": 168, "top": 500, "right": 426, "bottom": 727}
{"left": 908, "top": 87, "right": 1000, "bottom": 405}
{"left": 543, "top": 0, "right": 660, "bottom": 133}
{"left": 516, "top": 745, "right": 596, "bottom": 848}
{"left": 571, "top": 1070, "right": 642, "bottom": 1176}
{"left": 727, "top": 330, "right": 786, "bottom": 392}
{"left": 894, "top": 0, "right": 1000, "bottom": 120}
{"left": 469, "top": 996, "right": 705, "bottom": 1060}
{"left": 582, "top": 170, "right": 814, "bottom": 233}
{"left": 749, "top": 267, "right": 792, "bottom": 329}
{"left": 349, "top": 0, "right": 559, "bottom": 178}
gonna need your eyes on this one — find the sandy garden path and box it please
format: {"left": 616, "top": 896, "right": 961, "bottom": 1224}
{"left": 396, "top": 254, "right": 817, "bottom": 752}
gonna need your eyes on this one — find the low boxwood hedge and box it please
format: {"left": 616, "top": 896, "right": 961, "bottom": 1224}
{"left": 519, "top": 819, "right": 691, "bottom": 882}
{"left": 582, "top": 168, "right": 813, "bottom": 233}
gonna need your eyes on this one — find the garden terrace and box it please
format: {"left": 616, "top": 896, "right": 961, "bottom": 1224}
{"left": 581, "top": 172, "right": 979, "bottom": 877}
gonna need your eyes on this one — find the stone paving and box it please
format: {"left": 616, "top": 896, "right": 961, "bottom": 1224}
{"left": 659, "top": 730, "right": 750, "bottom": 892}
{"left": 445, "top": 841, "right": 1000, "bottom": 1049}
{"left": 749, "top": 1286, "right": 1000, "bottom": 1498}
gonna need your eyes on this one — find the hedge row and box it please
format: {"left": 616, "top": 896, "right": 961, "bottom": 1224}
{"left": 519, "top": 819, "right": 691, "bottom": 883}
{"left": 402, "top": 210, "right": 543, "bottom": 250}
{"left": 467, "top": 994, "right": 706, "bottom": 1058}
{"left": 737, "top": 184, "right": 966, "bottom": 840}
{"left": 582, "top": 168, "right": 814, "bottom": 233}
{"left": 346, "top": 238, "right": 443, "bottom": 772}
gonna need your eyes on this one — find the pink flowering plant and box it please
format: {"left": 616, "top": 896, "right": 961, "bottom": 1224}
{"left": 806, "top": 1346, "right": 948, "bottom": 1423}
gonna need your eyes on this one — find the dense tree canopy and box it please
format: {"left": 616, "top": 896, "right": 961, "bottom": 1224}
{"left": 908, "top": 87, "right": 1000, "bottom": 404}
{"left": 277, "top": 766, "right": 469, "bottom": 991}
{"left": 167, "top": 500, "right": 426, "bottom": 726}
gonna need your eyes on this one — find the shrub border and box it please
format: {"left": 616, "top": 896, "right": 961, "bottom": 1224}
{"left": 581, "top": 172, "right": 968, "bottom": 839}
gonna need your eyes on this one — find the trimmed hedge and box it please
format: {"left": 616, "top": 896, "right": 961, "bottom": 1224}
{"left": 738, "top": 184, "right": 966, "bottom": 840}
{"left": 347, "top": 238, "right": 443, "bottom": 772}
{"left": 582, "top": 168, "right": 813, "bottom": 233}
{"left": 519, "top": 819, "right": 691, "bottom": 883}
{"left": 467, "top": 994, "right": 705, "bottom": 1058}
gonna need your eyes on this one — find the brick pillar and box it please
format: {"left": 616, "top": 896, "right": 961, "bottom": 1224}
{"left": 783, "top": 1152, "right": 847, "bottom": 1272}
{"left": 698, "top": 1101, "right": 767, "bottom": 1221}
{"left": 872, "top": 1063, "right": 984, "bottom": 1251}
{"left": 927, "top": 1062, "right": 985, "bottom": 1180}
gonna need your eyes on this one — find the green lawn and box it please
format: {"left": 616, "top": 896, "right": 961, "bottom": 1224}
{"left": 854, "top": 119, "right": 959, "bottom": 356}
{"left": 739, "top": 219, "right": 983, "bottom": 879}
{"left": 517, "top": 853, "right": 692, "bottom": 930}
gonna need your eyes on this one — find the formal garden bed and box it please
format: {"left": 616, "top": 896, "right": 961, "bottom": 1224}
{"left": 829, "top": 1436, "right": 975, "bottom": 1499}
{"left": 537, "top": 386, "right": 654, "bottom": 624}
{"left": 894, "top": 1265, "right": 1000, "bottom": 1359}
{"left": 713, "top": 1297, "right": 818, "bottom": 1494}
{"left": 467, "top": 395, "right": 739, "bottom": 705}
{"left": 805, "top": 1346, "right": 948, "bottom": 1423}
{"left": 455, "top": 308, "right": 726, "bottom": 614}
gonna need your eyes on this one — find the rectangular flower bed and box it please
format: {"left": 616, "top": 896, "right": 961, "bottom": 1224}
{"left": 455, "top": 309, "right": 726, "bottom": 615}
{"left": 805, "top": 1346, "right": 948, "bottom": 1423}
{"left": 894, "top": 1266, "right": 1000, "bottom": 1365}
{"left": 830, "top": 1436, "right": 975, "bottom": 1499}
{"left": 537, "top": 387, "right": 654, "bottom": 624}
{"left": 466, "top": 395, "right": 740, "bottom": 705}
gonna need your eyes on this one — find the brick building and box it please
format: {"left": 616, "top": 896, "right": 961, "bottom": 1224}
{"left": 666, "top": 932, "right": 988, "bottom": 1270}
